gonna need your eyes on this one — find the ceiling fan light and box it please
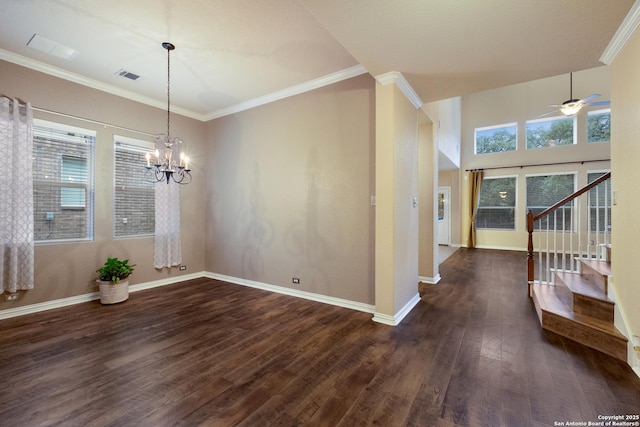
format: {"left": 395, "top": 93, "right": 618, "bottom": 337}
{"left": 560, "top": 103, "right": 582, "bottom": 116}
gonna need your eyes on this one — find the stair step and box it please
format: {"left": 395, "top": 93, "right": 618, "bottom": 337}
{"left": 531, "top": 283, "right": 627, "bottom": 361}
{"left": 579, "top": 259, "right": 611, "bottom": 294}
{"left": 554, "top": 271, "right": 614, "bottom": 323}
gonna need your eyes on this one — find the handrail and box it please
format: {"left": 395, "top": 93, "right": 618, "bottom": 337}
{"left": 533, "top": 172, "right": 611, "bottom": 221}
{"left": 527, "top": 171, "right": 611, "bottom": 295}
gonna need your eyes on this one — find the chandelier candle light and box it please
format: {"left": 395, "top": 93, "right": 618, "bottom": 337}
{"left": 145, "top": 42, "right": 192, "bottom": 185}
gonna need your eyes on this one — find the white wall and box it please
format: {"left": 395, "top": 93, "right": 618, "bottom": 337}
{"left": 437, "top": 97, "right": 462, "bottom": 169}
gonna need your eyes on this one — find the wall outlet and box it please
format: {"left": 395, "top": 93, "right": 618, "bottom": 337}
{"left": 179, "top": 265, "right": 187, "bottom": 271}
{"left": 5, "top": 293, "right": 18, "bottom": 301}
{"left": 292, "top": 278, "right": 300, "bottom": 284}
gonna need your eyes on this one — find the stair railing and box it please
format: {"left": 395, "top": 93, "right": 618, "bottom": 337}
{"left": 527, "top": 172, "right": 611, "bottom": 296}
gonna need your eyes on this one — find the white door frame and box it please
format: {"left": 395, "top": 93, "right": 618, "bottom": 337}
{"left": 438, "top": 186, "right": 451, "bottom": 246}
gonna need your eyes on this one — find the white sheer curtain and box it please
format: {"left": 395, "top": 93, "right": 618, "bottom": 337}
{"left": 0, "top": 97, "right": 34, "bottom": 293}
{"left": 154, "top": 181, "right": 182, "bottom": 268}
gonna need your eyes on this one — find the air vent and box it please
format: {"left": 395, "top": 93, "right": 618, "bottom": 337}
{"left": 116, "top": 69, "right": 141, "bottom": 81}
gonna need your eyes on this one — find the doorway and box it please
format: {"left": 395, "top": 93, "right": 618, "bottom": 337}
{"left": 438, "top": 186, "right": 451, "bottom": 246}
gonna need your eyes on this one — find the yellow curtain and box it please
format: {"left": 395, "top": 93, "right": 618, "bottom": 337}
{"left": 467, "top": 170, "right": 483, "bottom": 248}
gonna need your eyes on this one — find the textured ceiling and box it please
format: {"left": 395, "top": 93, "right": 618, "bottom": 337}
{"left": 0, "top": 0, "right": 634, "bottom": 120}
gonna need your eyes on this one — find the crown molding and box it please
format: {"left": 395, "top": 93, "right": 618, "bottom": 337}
{"left": 204, "top": 64, "right": 369, "bottom": 120}
{"left": 375, "top": 71, "right": 423, "bottom": 108}
{"left": 600, "top": 0, "right": 640, "bottom": 64}
{"left": 1, "top": 48, "right": 368, "bottom": 122}
{"left": 0, "top": 48, "right": 206, "bottom": 121}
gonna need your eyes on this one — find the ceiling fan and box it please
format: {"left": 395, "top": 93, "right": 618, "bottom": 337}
{"left": 542, "top": 72, "right": 610, "bottom": 117}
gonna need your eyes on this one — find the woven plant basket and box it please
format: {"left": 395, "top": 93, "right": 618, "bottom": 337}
{"left": 98, "top": 279, "right": 129, "bottom": 304}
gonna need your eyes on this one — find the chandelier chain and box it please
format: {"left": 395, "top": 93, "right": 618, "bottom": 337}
{"left": 167, "top": 44, "right": 171, "bottom": 138}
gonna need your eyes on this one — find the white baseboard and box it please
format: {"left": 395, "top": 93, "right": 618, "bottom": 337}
{"left": 0, "top": 292, "right": 99, "bottom": 320}
{"left": 606, "top": 277, "right": 640, "bottom": 380}
{"left": 128, "top": 272, "right": 203, "bottom": 293}
{"left": 0, "top": 272, "right": 204, "bottom": 320}
{"left": 419, "top": 274, "right": 441, "bottom": 284}
{"left": 1, "top": 271, "right": 419, "bottom": 329}
{"left": 474, "top": 244, "right": 527, "bottom": 252}
{"left": 204, "top": 272, "right": 376, "bottom": 314}
{"left": 372, "top": 293, "right": 421, "bottom": 326}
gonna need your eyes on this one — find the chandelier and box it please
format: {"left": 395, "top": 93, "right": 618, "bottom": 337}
{"left": 145, "top": 42, "right": 192, "bottom": 185}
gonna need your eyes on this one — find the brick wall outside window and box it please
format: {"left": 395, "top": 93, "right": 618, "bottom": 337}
{"left": 33, "top": 120, "right": 94, "bottom": 242}
{"left": 114, "top": 138, "right": 155, "bottom": 237}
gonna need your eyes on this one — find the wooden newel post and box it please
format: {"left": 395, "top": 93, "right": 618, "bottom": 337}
{"left": 527, "top": 209, "right": 534, "bottom": 297}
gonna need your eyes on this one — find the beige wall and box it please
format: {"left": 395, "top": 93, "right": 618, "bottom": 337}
{"left": 610, "top": 25, "right": 640, "bottom": 365}
{"left": 419, "top": 122, "right": 437, "bottom": 280}
{"left": 205, "top": 74, "right": 376, "bottom": 304}
{"left": 460, "top": 66, "right": 611, "bottom": 250}
{"left": 375, "top": 81, "right": 420, "bottom": 317}
{"left": 0, "top": 60, "right": 206, "bottom": 311}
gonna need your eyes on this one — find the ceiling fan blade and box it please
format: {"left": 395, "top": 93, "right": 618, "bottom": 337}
{"left": 537, "top": 109, "right": 561, "bottom": 118}
{"left": 588, "top": 100, "right": 610, "bottom": 107}
{"left": 580, "top": 93, "right": 601, "bottom": 103}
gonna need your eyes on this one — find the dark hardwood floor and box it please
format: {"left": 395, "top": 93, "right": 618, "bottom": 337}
{"left": 0, "top": 248, "right": 638, "bottom": 426}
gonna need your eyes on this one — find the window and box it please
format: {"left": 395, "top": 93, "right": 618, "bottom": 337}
{"left": 474, "top": 123, "right": 517, "bottom": 154}
{"left": 475, "top": 177, "right": 517, "bottom": 230}
{"left": 114, "top": 136, "right": 155, "bottom": 237}
{"left": 588, "top": 171, "right": 611, "bottom": 233}
{"left": 526, "top": 116, "right": 575, "bottom": 149}
{"left": 587, "top": 109, "right": 611, "bottom": 143}
{"left": 61, "top": 156, "right": 87, "bottom": 208}
{"left": 33, "top": 119, "right": 95, "bottom": 242}
{"left": 526, "top": 174, "right": 575, "bottom": 230}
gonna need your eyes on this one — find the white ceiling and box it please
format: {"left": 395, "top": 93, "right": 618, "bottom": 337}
{"left": 0, "top": 0, "right": 634, "bottom": 121}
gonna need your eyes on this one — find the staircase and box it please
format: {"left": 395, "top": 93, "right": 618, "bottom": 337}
{"left": 527, "top": 172, "right": 628, "bottom": 361}
{"left": 530, "top": 245, "right": 627, "bottom": 360}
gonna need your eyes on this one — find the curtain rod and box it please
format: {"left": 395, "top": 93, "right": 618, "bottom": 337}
{"left": 465, "top": 158, "right": 610, "bottom": 172}
{"left": 1, "top": 94, "right": 29, "bottom": 105}
{"left": 32, "top": 106, "right": 155, "bottom": 137}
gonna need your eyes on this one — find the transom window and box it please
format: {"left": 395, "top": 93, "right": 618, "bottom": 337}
{"left": 474, "top": 123, "right": 517, "bottom": 154}
{"left": 587, "top": 109, "right": 611, "bottom": 143}
{"left": 526, "top": 116, "right": 575, "bottom": 149}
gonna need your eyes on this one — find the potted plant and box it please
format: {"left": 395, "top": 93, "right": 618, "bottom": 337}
{"left": 96, "top": 257, "right": 135, "bottom": 304}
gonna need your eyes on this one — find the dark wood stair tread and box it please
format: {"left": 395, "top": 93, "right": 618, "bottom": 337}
{"left": 531, "top": 283, "right": 626, "bottom": 341}
{"left": 554, "top": 271, "right": 613, "bottom": 304}
{"left": 580, "top": 258, "right": 611, "bottom": 277}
